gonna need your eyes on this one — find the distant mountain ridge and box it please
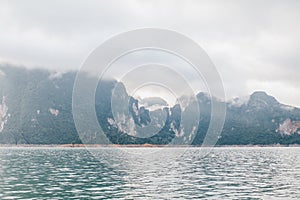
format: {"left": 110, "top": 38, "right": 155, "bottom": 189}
{"left": 1, "top": 65, "right": 300, "bottom": 145}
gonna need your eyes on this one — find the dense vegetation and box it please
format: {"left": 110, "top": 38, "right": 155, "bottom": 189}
{"left": 1, "top": 65, "right": 300, "bottom": 145}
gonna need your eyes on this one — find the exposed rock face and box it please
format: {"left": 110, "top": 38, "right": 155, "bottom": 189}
{"left": 0, "top": 96, "right": 8, "bottom": 132}
{"left": 49, "top": 108, "right": 59, "bottom": 116}
{"left": 1, "top": 65, "right": 300, "bottom": 145}
{"left": 277, "top": 119, "right": 300, "bottom": 135}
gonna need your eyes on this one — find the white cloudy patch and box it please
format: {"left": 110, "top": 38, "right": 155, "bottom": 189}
{"left": 228, "top": 95, "right": 250, "bottom": 107}
{"left": 143, "top": 104, "right": 165, "bottom": 112}
{"left": 0, "top": 69, "right": 6, "bottom": 76}
{"left": 0, "top": 0, "right": 299, "bottom": 106}
{"left": 48, "top": 71, "right": 63, "bottom": 80}
{"left": 246, "top": 80, "right": 300, "bottom": 108}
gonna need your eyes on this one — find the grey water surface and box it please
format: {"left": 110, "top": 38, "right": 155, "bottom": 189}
{"left": 0, "top": 147, "right": 299, "bottom": 199}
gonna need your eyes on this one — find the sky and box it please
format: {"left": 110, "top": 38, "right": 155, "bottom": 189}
{"left": 0, "top": 0, "right": 300, "bottom": 106}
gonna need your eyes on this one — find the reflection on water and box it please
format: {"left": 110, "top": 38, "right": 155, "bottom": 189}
{"left": 0, "top": 147, "right": 299, "bottom": 199}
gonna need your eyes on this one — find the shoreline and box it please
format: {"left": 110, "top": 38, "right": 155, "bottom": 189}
{"left": 0, "top": 144, "right": 299, "bottom": 148}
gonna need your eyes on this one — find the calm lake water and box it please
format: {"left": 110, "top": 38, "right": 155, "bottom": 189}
{"left": 0, "top": 147, "right": 299, "bottom": 199}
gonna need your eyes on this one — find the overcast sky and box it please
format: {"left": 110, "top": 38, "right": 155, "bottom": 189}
{"left": 0, "top": 0, "right": 299, "bottom": 106}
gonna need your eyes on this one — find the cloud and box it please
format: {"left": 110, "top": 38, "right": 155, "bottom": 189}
{"left": 0, "top": 0, "right": 299, "bottom": 106}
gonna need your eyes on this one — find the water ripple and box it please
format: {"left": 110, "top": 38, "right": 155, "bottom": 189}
{"left": 0, "top": 147, "right": 299, "bottom": 199}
